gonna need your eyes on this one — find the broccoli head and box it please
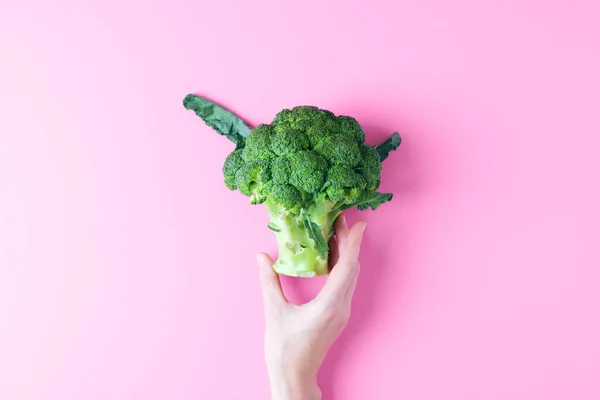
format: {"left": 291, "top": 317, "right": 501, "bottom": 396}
{"left": 184, "top": 94, "right": 401, "bottom": 277}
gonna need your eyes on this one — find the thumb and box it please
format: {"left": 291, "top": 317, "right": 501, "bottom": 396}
{"left": 256, "top": 253, "right": 286, "bottom": 310}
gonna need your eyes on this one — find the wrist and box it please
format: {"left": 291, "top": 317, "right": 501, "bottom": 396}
{"left": 268, "top": 367, "right": 321, "bottom": 400}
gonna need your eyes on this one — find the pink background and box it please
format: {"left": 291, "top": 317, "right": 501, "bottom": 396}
{"left": 1, "top": 1, "right": 599, "bottom": 399}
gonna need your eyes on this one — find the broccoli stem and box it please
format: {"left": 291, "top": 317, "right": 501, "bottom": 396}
{"left": 264, "top": 201, "right": 339, "bottom": 277}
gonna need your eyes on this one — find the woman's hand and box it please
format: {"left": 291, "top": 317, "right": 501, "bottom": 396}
{"left": 256, "top": 214, "right": 366, "bottom": 400}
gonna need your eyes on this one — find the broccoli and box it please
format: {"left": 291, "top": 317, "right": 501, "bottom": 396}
{"left": 183, "top": 94, "right": 401, "bottom": 277}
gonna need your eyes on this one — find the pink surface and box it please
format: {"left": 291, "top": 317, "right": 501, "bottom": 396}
{"left": 1, "top": 1, "right": 599, "bottom": 399}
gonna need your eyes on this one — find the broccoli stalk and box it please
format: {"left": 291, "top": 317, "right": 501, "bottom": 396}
{"left": 183, "top": 94, "right": 401, "bottom": 277}
{"left": 265, "top": 200, "right": 338, "bottom": 277}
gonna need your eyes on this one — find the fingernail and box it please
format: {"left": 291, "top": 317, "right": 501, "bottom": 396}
{"left": 361, "top": 222, "right": 367, "bottom": 233}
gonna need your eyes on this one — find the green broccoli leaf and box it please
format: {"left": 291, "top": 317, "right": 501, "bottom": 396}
{"left": 374, "top": 132, "right": 401, "bottom": 162}
{"left": 301, "top": 212, "right": 329, "bottom": 259}
{"left": 183, "top": 94, "right": 252, "bottom": 149}
{"left": 344, "top": 191, "right": 393, "bottom": 211}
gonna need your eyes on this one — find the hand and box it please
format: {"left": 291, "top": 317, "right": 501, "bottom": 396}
{"left": 256, "top": 214, "right": 366, "bottom": 400}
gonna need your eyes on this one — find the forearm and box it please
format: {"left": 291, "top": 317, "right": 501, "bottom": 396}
{"left": 268, "top": 369, "right": 321, "bottom": 400}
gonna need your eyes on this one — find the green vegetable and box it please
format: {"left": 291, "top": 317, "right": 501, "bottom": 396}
{"left": 183, "top": 94, "right": 251, "bottom": 149}
{"left": 374, "top": 131, "right": 401, "bottom": 162}
{"left": 184, "top": 94, "right": 401, "bottom": 277}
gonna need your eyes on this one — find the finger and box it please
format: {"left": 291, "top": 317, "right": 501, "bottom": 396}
{"left": 341, "top": 221, "right": 366, "bottom": 302}
{"left": 328, "top": 237, "right": 340, "bottom": 272}
{"left": 343, "top": 261, "right": 360, "bottom": 305}
{"left": 334, "top": 214, "right": 350, "bottom": 251}
{"left": 338, "top": 220, "right": 367, "bottom": 264}
{"left": 318, "top": 221, "right": 366, "bottom": 303}
{"left": 256, "top": 253, "right": 286, "bottom": 310}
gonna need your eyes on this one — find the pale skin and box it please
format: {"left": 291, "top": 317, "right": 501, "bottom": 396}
{"left": 256, "top": 214, "right": 367, "bottom": 400}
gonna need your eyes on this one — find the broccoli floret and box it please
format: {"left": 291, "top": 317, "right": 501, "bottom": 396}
{"left": 314, "top": 133, "right": 361, "bottom": 166}
{"left": 357, "top": 144, "right": 382, "bottom": 191}
{"left": 305, "top": 119, "right": 338, "bottom": 148}
{"left": 235, "top": 160, "right": 271, "bottom": 204}
{"left": 222, "top": 149, "right": 245, "bottom": 190}
{"left": 242, "top": 124, "right": 274, "bottom": 162}
{"left": 326, "top": 165, "right": 366, "bottom": 203}
{"left": 336, "top": 115, "right": 366, "bottom": 143}
{"left": 184, "top": 94, "right": 401, "bottom": 277}
{"left": 271, "top": 157, "right": 292, "bottom": 184}
{"left": 267, "top": 183, "right": 303, "bottom": 214}
{"left": 274, "top": 106, "right": 335, "bottom": 132}
{"left": 289, "top": 151, "right": 328, "bottom": 193}
{"left": 271, "top": 129, "right": 310, "bottom": 156}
